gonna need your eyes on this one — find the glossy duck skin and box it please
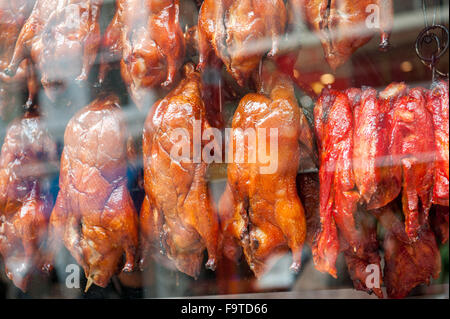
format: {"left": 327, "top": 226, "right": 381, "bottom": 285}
{"left": 314, "top": 89, "right": 360, "bottom": 277}
{"left": 352, "top": 86, "right": 402, "bottom": 209}
{"left": 140, "top": 64, "right": 219, "bottom": 278}
{"left": 46, "top": 95, "right": 139, "bottom": 289}
{"left": 0, "top": 0, "right": 37, "bottom": 117}
{"left": 3, "top": 0, "right": 103, "bottom": 99}
{"left": 0, "top": 112, "right": 57, "bottom": 291}
{"left": 426, "top": 80, "right": 449, "bottom": 207}
{"left": 390, "top": 88, "right": 435, "bottom": 241}
{"left": 375, "top": 206, "right": 441, "bottom": 299}
{"left": 198, "top": 0, "right": 287, "bottom": 86}
{"left": 98, "top": 0, "right": 185, "bottom": 109}
{"left": 290, "top": 0, "right": 393, "bottom": 70}
{"left": 219, "top": 66, "right": 315, "bottom": 277}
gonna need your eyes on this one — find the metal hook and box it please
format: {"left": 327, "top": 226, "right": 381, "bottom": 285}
{"left": 415, "top": 24, "right": 449, "bottom": 81}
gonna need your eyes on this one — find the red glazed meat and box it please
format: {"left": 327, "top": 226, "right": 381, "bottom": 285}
{"left": 426, "top": 80, "right": 449, "bottom": 207}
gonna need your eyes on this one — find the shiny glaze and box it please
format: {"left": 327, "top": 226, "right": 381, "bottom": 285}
{"left": 218, "top": 64, "right": 315, "bottom": 277}
{"left": 390, "top": 88, "right": 435, "bottom": 240}
{"left": 98, "top": 0, "right": 185, "bottom": 109}
{"left": 313, "top": 88, "right": 355, "bottom": 278}
{"left": 290, "top": 0, "right": 393, "bottom": 69}
{"left": 314, "top": 88, "right": 383, "bottom": 287}
{"left": 198, "top": 0, "right": 287, "bottom": 86}
{"left": 0, "top": 113, "right": 57, "bottom": 291}
{"left": 0, "top": 0, "right": 36, "bottom": 117}
{"left": 140, "top": 64, "right": 219, "bottom": 278}
{"left": 4, "top": 0, "right": 103, "bottom": 99}
{"left": 351, "top": 85, "right": 403, "bottom": 209}
{"left": 426, "top": 80, "right": 449, "bottom": 207}
{"left": 46, "top": 95, "right": 139, "bottom": 289}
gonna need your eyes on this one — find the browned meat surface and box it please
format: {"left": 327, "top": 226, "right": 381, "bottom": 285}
{"left": 219, "top": 62, "right": 315, "bottom": 277}
{"left": 0, "top": 111, "right": 57, "bottom": 291}
{"left": 0, "top": 0, "right": 37, "bottom": 117}
{"left": 46, "top": 95, "right": 139, "bottom": 290}
{"left": 140, "top": 64, "right": 219, "bottom": 278}
{"left": 4, "top": 0, "right": 103, "bottom": 99}
{"left": 375, "top": 206, "right": 441, "bottom": 299}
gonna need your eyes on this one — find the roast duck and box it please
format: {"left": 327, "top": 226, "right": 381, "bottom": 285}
{"left": 0, "top": 108, "right": 57, "bottom": 291}
{"left": 3, "top": 0, "right": 103, "bottom": 100}
{"left": 289, "top": 0, "right": 394, "bottom": 69}
{"left": 140, "top": 63, "right": 219, "bottom": 279}
{"left": 197, "top": 0, "right": 288, "bottom": 87}
{"left": 98, "top": 0, "right": 185, "bottom": 109}
{"left": 218, "top": 61, "right": 317, "bottom": 277}
{"left": 0, "top": 0, "right": 448, "bottom": 300}
{"left": 0, "top": 0, "right": 37, "bottom": 117}
{"left": 45, "top": 95, "right": 139, "bottom": 290}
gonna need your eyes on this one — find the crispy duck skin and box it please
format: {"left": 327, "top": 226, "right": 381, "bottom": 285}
{"left": 3, "top": 0, "right": 103, "bottom": 99}
{"left": 390, "top": 88, "right": 435, "bottom": 241}
{"left": 426, "top": 80, "right": 449, "bottom": 207}
{"left": 352, "top": 86, "right": 402, "bottom": 209}
{"left": 375, "top": 206, "right": 441, "bottom": 299}
{"left": 45, "top": 95, "right": 139, "bottom": 290}
{"left": 140, "top": 64, "right": 219, "bottom": 278}
{"left": 98, "top": 0, "right": 185, "bottom": 109}
{"left": 314, "top": 88, "right": 383, "bottom": 296}
{"left": 0, "top": 112, "right": 57, "bottom": 291}
{"left": 290, "top": 0, "right": 393, "bottom": 70}
{"left": 197, "top": 0, "right": 287, "bottom": 87}
{"left": 314, "top": 88, "right": 362, "bottom": 277}
{"left": 219, "top": 63, "right": 315, "bottom": 277}
{"left": 0, "top": 0, "right": 37, "bottom": 117}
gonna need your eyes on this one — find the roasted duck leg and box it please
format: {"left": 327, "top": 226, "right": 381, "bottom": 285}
{"left": 290, "top": 0, "right": 394, "bottom": 70}
{"left": 45, "top": 95, "right": 139, "bottom": 290}
{"left": 426, "top": 80, "right": 449, "bottom": 207}
{"left": 390, "top": 88, "right": 435, "bottom": 240}
{"left": 98, "top": 0, "right": 185, "bottom": 109}
{"left": 0, "top": 110, "right": 57, "bottom": 291}
{"left": 219, "top": 62, "right": 315, "bottom": 277}
{"left": 3, "top": 0, "right": 103, "bottom": 100}
{"left": 0, "top": 0, "right": 37, "bottom": 117}
{"left": 140, "top": 63, "right": 219, "bottom": 278}
{"left": 198, "top": 0, "right": 287, "bottom": 86}
{"left": 374, "top": 206, "right": 441, "bottom": 299}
